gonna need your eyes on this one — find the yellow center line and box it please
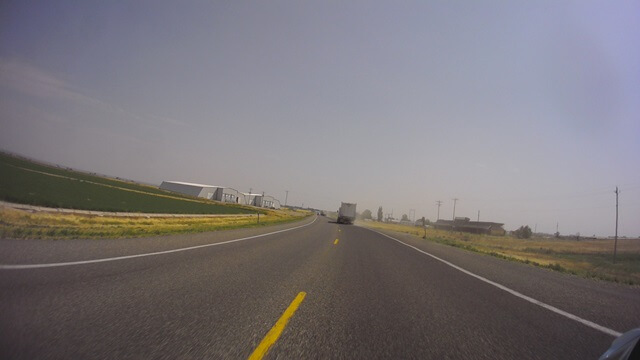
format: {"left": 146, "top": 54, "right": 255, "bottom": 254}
{"left": 248, "top": 292, "right": 307, "bottom": 360}
{"left": 334, "top": 239, "right": 339, "bottom": 245}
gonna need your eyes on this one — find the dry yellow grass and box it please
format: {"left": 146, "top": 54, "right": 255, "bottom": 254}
{"left": 0, "top": 208, "right": 311, "bottom": 240}
{"left": 361, "top": 221, "right": 640, "bottom": 285}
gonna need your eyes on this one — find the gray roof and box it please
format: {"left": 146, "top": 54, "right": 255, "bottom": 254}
{"left": 163, "top": 181, "right": 219, "bottom": 188}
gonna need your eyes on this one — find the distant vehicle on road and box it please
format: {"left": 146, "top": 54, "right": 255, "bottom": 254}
{"left": 337, "top": 202, "right": 356, "bottom": 224}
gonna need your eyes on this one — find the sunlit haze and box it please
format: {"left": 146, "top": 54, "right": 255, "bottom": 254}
{"left": 1, "top": 1, "right": 639, "bottom": 236}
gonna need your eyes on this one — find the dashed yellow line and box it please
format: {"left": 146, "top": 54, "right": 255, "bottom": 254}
{"left": 248, "top": 292, "right": 307, "bottom": 360}
{"left": 334, "top": 239, "right": 339, "bottom": 245}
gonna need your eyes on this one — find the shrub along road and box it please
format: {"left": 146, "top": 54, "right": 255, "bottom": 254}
{"left": 1, "top": 216, "right": 638, "bottom": 359}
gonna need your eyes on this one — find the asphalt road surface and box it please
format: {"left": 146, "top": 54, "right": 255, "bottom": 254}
{"left": 1, "top": 216, "right": 639, "bottom": 359}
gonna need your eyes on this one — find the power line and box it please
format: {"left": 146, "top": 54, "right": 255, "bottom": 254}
{"left": 465, "top": 186, "right": 622, "bottom": 203}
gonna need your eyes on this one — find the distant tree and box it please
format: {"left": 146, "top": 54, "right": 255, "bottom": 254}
{"left": 377, "top": 207, "right": 383, "bottom": 222}
{"left": 514, "top": 225, "right": 532, "bottom": 239}
{"left": 401, "top": 214, "right": 409, "bottom": 221}
{"left": 362, "top": 209, "right": 372, "bottom": 220}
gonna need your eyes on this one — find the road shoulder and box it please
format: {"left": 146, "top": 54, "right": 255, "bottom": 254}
{"left": 359, "top": 224, "right": 640, "bottom": 334}
{"left": 0, "top": 215, "right": 317, "bottom": 266}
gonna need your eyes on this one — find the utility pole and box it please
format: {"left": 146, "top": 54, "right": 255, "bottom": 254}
{"left": 477, "top": 210, "right": 480, "bottom": 222}
{"left": 285, "top": 190, "right": 289, "bottom": 206}
{"left": 614, "top": 186, "right": 619, "bottom": 264}
{"left": 452, "top": 198, "right": 459, "bottom": 220}
{"left": 436, "top": 201, "right": 443, "bottom": 221}
{"left": 409, "top": 209, "right": 415, "bottom": 222}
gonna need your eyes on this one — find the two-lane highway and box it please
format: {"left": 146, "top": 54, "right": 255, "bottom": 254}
{"left": 1, "top": 216, "right": 638, "bottom": 359}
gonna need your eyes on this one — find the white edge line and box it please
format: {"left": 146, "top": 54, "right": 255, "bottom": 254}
{"left": 366, "top": 228, "right": 623, "bottom": 338}
{"left": 0, "top": 216, "right": 317, "bottom": 270}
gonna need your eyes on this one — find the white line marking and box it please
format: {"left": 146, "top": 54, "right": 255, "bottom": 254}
{"left": 0, "top": 217, "right": 317, "bottom": 270}
{"left": 367, "top": 228, "right": 623, "bottom": 338}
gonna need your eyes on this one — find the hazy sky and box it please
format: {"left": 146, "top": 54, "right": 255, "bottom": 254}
{"left": 1, "top": 1, "right": 639, "bottom": 236}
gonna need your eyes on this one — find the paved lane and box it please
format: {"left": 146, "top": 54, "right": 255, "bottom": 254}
{"left": 1, "top": 217, "right": 638, "bottom": 359}
{"left": 0, "top": 216, "right": 330, "bottom": 359}
{"left": 274, "top": 223, "right": 637, "bottom": 359}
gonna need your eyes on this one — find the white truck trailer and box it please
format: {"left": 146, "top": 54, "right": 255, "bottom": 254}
{"left": 337, "top": 202, "right": 357, "bottom": 224}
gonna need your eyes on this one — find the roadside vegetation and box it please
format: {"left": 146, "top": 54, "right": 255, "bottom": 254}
{"left": 360, "top": 221, "right": 640, "bottom": 286}
{"left": 0, "top": 152, "right": 257, "bottom": 214}
{"left": 0, "top": 207, "right": 311, "bottom": 240}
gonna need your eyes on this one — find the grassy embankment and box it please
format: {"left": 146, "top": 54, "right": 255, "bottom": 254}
{"left": 361, "top": 221, "right": 640, "bottom": 285}
{"left": 0, "top": 152, "right": 256, "bottom": 214}
{"left": 0, "top": 152, "right": 311, "bottom": 239}
{"left": 0, "top": 207, "right": 309, "bottom": 239}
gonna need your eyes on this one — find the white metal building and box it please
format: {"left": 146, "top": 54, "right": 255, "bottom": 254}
{"left": 213, "top": 187, "right": 240, "bottom": 203}
{"left": 238, "top": 193, "right": 262, "bottom": 206}
{"left": 160, "top": 181, "right": 281, "bottom": 209}
{"left": 260, "top": 195, "right": 280, "bottom": 209}
{"left": 159, "top": 181, "right": 220, "bottom": 200}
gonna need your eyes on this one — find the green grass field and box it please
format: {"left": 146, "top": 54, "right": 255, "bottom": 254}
{"left": 0, "top": 153, "right": 172, "bottom": 196}
{"left": 0, "top": 152, "right": 258, "bottom": 214}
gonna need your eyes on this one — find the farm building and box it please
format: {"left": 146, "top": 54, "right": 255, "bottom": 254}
{"left": 236, "top": 193, "right": 279, "bottom": 208}
{"left": 159, "top": 181, "right": 220, "bottom": 200}
{"left": 248, "top": 194, "right": 280, "bottom": 209}
{"left": 213, "top": 187, "right": 240, "bottom": 203}
{"left": 160, "top": 181, "right": 280, "bottom": 209}
{"left": 433, "top": 217, "right": 506, "bottom": 236}
{"left": 260, "top": 195, "right": 280, "bottom": 209}
{"left": 238, "top": 193, "right": 261, "bottom": 207}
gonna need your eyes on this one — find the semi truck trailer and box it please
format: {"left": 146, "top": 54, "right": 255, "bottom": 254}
{"left": 337, "top": 202, "right": 357, "bottom": 224}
